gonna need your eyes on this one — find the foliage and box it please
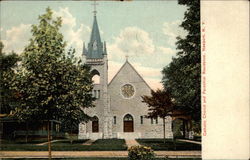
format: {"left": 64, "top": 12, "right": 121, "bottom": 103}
{"left": 10, "top": 8, "right": 94, "bottom": 125}
{"left": 128, "top": 145, "right": 155, "bottom": 160}
{"left": 172, "top": 119, "right": 183, "bottom": 138}
{"left": 0, "top": 41, "right": 20, "bottom": 114}
{"left": 142, "top": 89, "right": 174, "bottom": 143}
{"left": 162, "top": 0, "right": 200, "bottom": 122}
{"left": 142, "top": 89, "right": 174, "bottom": 119}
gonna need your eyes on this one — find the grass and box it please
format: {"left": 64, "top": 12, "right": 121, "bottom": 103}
{"left": 1, "top": 138, "right": 201, "bottom": 151}
{"left": 0, "top": 138, "right": 47, "bottom": 144}
{"left": 0, "top": 139, "right": 127, "bottom": 151}
{"left": 50, "top": 139, "right": 127, "bottom": 151}
{"left": 136, "top": 139, "right": 201, "bottom": 151}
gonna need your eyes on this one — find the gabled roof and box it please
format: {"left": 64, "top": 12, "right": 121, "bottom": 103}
{"left": 108, "top": 60, "right": 151, "bottom": 89}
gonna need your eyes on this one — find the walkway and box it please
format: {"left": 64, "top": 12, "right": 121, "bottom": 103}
{"left": 177, "top": 139, "right": 201, "bottom": 145}
{"left": 36, "top": 140, "right": 65, "bottom": 146}
{"left": 125, "top": 139, "right": 140, "bottom": 148}
{"left": 0, "top": 151, "right": 201, "bottom": 158}
{"left": 82, "top": 139, "right": 96, "bottom": 145}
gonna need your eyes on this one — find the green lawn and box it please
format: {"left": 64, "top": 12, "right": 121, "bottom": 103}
{"left": 0, "top": 139, "right": 127, "bottom": 151}
{"left": 0, "top": 138, "right": 48, "bottom": 144}
{"left": 1, "top": 138, "right": 201, "bottom": 151}
{"left": 136, "top": 139, "right": 201, "bottom": 151}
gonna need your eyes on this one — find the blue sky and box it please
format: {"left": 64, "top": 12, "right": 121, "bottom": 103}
{"left": 0, "top": 1, "right": 187, "bottom": 89}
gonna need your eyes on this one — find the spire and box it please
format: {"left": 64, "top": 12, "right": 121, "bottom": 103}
{"left": 84, "top": 1, "right": 107, "bottom": 59}
{"left": 86, "top": 12, "right": 104, "bottom": 59}
{"left": 103, "top": 41, "right": 107, "bottom": 55}
{"left": 90, "top": 16, "right": 102, "bottom": 45}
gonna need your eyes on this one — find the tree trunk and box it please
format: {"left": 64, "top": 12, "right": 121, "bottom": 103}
{"left": 173, "top": 137, "right": 176, "bottom": 150}
{"left": 25, "top": 122, "right": 28, "bottom": 143}
{"left": 47, "top": 121, "right": 52, "bottom": 159}
{"left": 182, "top": 120, "right": 186, "bottom": 139}
{"left": 163, "top": 117, "right": 166, "bottom": 144}
{"left": 172, "top": 120, "right": 176, "bottom": 150}
{"left": 70, "top": 123, "right": 73, "bottom": 144}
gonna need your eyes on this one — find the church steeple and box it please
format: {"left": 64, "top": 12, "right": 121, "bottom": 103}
{"left": 85, "top": 9, "right": 104, "bottom": 59}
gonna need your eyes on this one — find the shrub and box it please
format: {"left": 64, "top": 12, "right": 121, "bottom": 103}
{"left": 128, "top": 145, "right": 155, "bottom": 160}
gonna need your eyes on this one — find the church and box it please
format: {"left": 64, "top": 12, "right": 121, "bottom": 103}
{"left": 78, "top": 10, "right": 173, "bottom": 140}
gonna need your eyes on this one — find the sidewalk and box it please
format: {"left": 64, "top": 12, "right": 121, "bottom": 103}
{"left": 177, "top": 139, "right": 201, "bottom": 145}
{"left": 82, "top": 139, "right": 96, "bottom": 145}
{"left": 36, "top": 140, "right": 65, "bottom": 146}
{"left": 125, "top": 139, "right": 140, "bottom": 148}
{"left": 0, "top": 151, "right": 201, "bottom": 158}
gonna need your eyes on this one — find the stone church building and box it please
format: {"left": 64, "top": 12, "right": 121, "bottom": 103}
{"left": 78, "top": 13, "right": 173, "bottom": 139}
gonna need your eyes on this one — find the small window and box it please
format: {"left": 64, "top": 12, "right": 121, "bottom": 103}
{"left": 114, "top": 116, "right": 116, "bottom": 124}
{"left": 155, "top": 117, "right": 158, "bottom": 124}
{"left": 94, "top": 90, "right": 97, "bottom": 98}
{"left": 151, "top": 118, "right": 153, "bottom": 124}
{"left": 140, "top": 116, "right": 143, "bottom": 124}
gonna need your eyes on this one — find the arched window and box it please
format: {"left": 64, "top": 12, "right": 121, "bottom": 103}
{"left": 91, "top": 69, "right": 100, "bottom": 84}
{"left": 123, "top": 114, "right": 134, "bottom": 132}
{"left": 92, "top": 116, "right": 99, "bottom": 133}
{"left": 92, "top": 75, "right": 100, "bottom": 84}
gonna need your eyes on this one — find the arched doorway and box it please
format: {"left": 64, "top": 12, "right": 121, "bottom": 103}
{"left": 123, "top": 114, "right": 134, "bottom": 132}
{"left": 92, "top": 116, "right": 99, "bottom": 133}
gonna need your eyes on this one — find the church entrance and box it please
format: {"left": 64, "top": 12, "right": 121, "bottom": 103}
{"left": 92, "top": 116, "right": 99, "bottom": 133}
{"left": 123, "top": 114, "right": 134, "bottom": 132}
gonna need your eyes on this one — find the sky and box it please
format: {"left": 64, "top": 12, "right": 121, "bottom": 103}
{"left": 0, "top": 1, "right": 187, "bottom": 90}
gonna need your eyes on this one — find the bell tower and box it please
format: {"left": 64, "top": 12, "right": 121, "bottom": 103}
{"left": 81, "top": 1, "right": 112, "bottom": 139}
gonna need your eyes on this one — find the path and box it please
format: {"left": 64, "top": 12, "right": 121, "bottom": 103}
{"left": 82, "top": 139, "right": 96, "bottom": 145}
{"left": 125, "top": 139, "right": 140, "bottom": 148}
{"left": 177, "top": 139, "right": 201, "bottom": 145}
{"left": 0, "top": 151, "right": 201, "bottom": 158}
{"left": 36, "top": 140, "right": 66, "bottom": 146}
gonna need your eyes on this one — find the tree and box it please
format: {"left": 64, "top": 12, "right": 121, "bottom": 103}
{"left": 0, "top": 41, "right": 20, "bottom": 114}
{"left": 142, "top": 89, "right": 174, "bottom": 143}
{"left": 11, "top": 8, "right": 94, "bottom": 159}
{"left": 59, "top": 48, "right": 94, "bottom": 144}
{"left": 162, "top": 0, "right": 200, "bottom": 124}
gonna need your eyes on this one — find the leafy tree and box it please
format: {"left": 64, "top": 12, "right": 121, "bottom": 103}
{"left": 58, "top": 48, "right": 94, "bottom": 144}
{"left": 162, "top": 0, "right": 200, "bottom": 124}
{"left": 142, "top": 89, "right": 174, "bottom": 143}
{"left": 0, "top": 41, "right": 20, "bottom": 114}
{"left": 11, "top": 8, "right": 94, "bottom": 159}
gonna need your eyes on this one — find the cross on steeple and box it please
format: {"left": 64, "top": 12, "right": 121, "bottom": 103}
{"left": 92, "top": 0, "right": 98, "bottom": 16}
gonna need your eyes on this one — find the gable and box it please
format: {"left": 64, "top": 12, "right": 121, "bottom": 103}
{"left": 108, "top": 61, "right": 151, "bottom": 90}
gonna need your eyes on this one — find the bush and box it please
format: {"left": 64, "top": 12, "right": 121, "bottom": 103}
{"left": 128, "top": 145, "right": 155, "bottom": 160}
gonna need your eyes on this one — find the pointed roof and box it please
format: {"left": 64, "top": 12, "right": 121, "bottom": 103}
{"left": 108, "top": 60, "right": 151, "bottom": 89}
{"left": 90, "top": 16, "right": 101, "bottom": 44}
{"left": 86, "top": 15, "right": 104, "bottom": 59}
